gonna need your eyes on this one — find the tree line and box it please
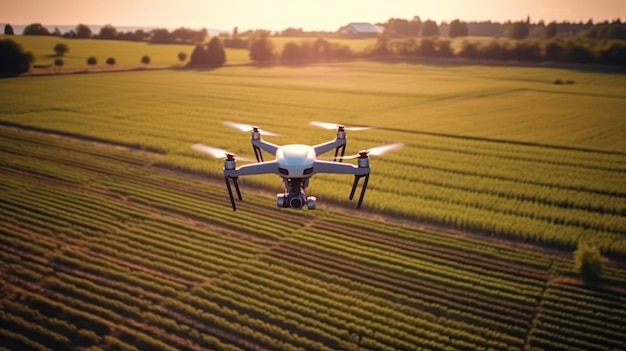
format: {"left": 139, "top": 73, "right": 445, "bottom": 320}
{"left": 2, "top": 17, "right": 625, "bottom": 75}
{"left": 6, "top": 18, "right": 625, "bottom": 42}
{"left": 378, "top": 17, "right": 625, "bottom": 40}
{"left": 6, "top": 23, "right": 208, "bottom": 44}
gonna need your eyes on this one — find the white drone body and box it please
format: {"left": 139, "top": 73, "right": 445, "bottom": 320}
{"left": 192, "top": 121, "right": 403, "bottom": 211}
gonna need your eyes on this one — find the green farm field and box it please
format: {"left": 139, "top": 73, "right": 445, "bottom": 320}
{"left": 1, "top": 61, "right": 625, "bottom": 254}
{"left": 1, "top": 55, "right": 626, "bottom": 350}
{"left": 3, "top": 34, "right": 490, "bottom": 70}
{"left": 2, "top": 35, "right": 378, "bottom": 69}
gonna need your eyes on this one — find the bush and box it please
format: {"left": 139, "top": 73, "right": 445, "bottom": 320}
{"left": 574, "top": 242, "right": 603, "bottom": 284}
{"left": 0, "top": 39, "right": 32, "bottom": 74}
{"left": 87, "top": 56, "right": 97, "bottom": 66}
{"left": 106, "top": 57, "right": 116, "bottom": 65}
{"left": 54, "top": 58, "right": 64, "bottom": 68}
{"left": 141, "top": 55, "right": 151, "bottom": 64}
{"left": 177, "top": 52, "right": 187, "bottom": 63}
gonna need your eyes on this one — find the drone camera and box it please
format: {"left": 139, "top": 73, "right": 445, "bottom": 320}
{"left": 277, "top": 194, "right": 310, "bottom": 209}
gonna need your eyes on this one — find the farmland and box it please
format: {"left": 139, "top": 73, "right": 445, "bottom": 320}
{"left": 1, "top": 57, "right": 626, "bottom": 350}
{"left": 2, "top": 35, "right": 378, "bottom": 69}
{"left": 1, "top": 62, "right": 625, "bottom": 255}
{"left": 1, "top": 121, "right": 625, "bottom": 351}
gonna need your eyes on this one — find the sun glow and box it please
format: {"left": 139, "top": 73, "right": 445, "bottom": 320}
{"left": 2, "top": 0, "right": 624, "bottom": 32}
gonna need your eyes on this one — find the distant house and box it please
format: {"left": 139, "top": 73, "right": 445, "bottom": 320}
{"left": 338, "top": 23, "right": 385, "bottom": 37}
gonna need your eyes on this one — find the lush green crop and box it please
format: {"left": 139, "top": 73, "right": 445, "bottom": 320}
{"left": 0, "top": 61, "right": 625, "bottom": 256}
{"left": 1, "top": 119, "right": 625, "bottom": 350}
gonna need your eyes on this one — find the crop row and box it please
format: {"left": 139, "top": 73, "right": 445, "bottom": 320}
{"left": 2, "top": 129, "right": 626, "bottom": 350}
{"left": 3, "top": 127, "right": 626, "bottom": 257}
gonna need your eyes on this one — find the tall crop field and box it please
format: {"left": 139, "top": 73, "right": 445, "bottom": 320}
{"left": 0, "top": 61, "right": 625, "bottom": 257}
{"left": 1, "top": 127, "right": 625, "bottom": 351}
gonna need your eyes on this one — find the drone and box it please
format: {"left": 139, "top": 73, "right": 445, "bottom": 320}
{"left": 192, "top": 121, "right": 403, "bottom": 211}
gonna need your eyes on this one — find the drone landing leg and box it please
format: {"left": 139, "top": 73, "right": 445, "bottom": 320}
{"left": 225, "top": 176, "right": 241, "bottom": 211}
{"left": 333, "top": 145, "right": 347, "bottom": 162}
{"left": 349, "top": 173, "right": 370, "bottom": 209}
{"left": 357, "top": 174, "right": 369, "bottom": 209}
{"left": 253, "top": 146, "right": 264, "bottom": 162}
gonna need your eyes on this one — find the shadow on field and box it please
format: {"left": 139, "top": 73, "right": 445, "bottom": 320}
{"left": 179, "top": 63, "right": 255, "bottom": 72}
{"left": 367, "top": 56, "right": 626, "bottom": 75}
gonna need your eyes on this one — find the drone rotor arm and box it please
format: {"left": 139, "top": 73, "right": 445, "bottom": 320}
{"left": 224, "top": 160, "right": 279, "bottom": 177}
{"left": 251, "top": 139, "right": 279, "bottom": 156}
{"left": 313, "top": 139, "right": 347, "bottom": 158}
{"left": 312, "top": 160, "right": 369, "bottom": 176}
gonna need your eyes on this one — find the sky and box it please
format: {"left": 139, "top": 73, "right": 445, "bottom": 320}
{"left": 2, "top": 0, "right": 625, "bottom": 32}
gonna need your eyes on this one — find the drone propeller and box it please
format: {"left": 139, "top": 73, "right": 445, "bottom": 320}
{"left": 192, "top": 143, "right": 254, "bottom": 162}
{"left": 341, "top": 142, "right": 404, "bottom": 159}
{"left": 224, "top": 121, "right": 280, "bottom": 136}
{"left": 310, "top": 121, "right": 374, "bottom": 132}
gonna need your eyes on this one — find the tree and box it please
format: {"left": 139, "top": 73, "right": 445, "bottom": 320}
{"left": 141, "top": 55, "right": 151, "bottom": 64}
{"left": 437, "top": 40, "right": 454, "bottom": 57}
{"left": 574, "top": 242, "right": 603, "bottom": 285}
{"left": 151, "top": 28, "right": 171, "bottom": 43}
{"left": 53, "top": 43, "right": 69, "bottom": 57}
{"left": 206, "top": 37, "right": 226, "bottom": 66}
{"left": 281, "top": 27, "right": 304, "bottom": 37}
{"left": 544, "top": 39, "right": 567, "bottom": 62}
{"left": 458, "top": 41, "right": 479, "bottom": 59}
{"left": 281, "top": 42, "right": 302, "bottom": 62}
{"left": 312, "top": 37, "right": 331, "bottom": 60}
{"left": 189, "top": 45, "right": 208, "bottom": 65}
{"left": 421, "top": 20, "right": 439, "bottom": 37}
{"left": 599, "top": 40, "right": 626, "bottom": 65}
{"left": 249, "top": 37, "right": 276, "bottom": 63}
{"left": 178, "top": 52, "right": 187, "bottom": 63}
{"left": 76, "top": 24, "right": 93, "bottom": 38}
{"left": 98, "top": 24, "right": 118, "bottom": 39}
{"left": 384, "top": 17, "right": 420, "bottom": 37}
{"left": 418, "top": 38, "right": 437, "bottom": 56}
{"left": 507, "top": 21, "right": 529, "bottom": 40}
{"left": 4, "top": 24, "right": 14, "bottom": 35}
{"left": 23, "top": 23, "right": 50, "bottom": 36}
{"left": 448, "top": 19, "right": 468, "bottom": 38}
{"left": 371, "top": 35, "right": 392, "bottom": 56}
{"left": 106, "top": 57, "right": 116, "bottom": 66}
{"left": 0, "top": 39, "right": 32, "bottom": 74}
{"left": 545, "top": 22, "right": 558, "bottom": 38}
{"left": 565, "top": 42, "right": 596, "bottom": 63}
